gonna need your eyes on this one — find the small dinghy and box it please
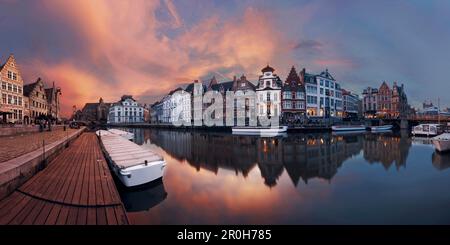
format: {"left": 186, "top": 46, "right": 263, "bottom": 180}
{"left": 108, "top": 128, "right": 134, "bottom": 140}
{"left": 97, "top": 130, "right": 166, "bottom": 187}
{"left": 370, "top": 125, "right": 393, "bottom": 132}
{"left": 331, "top": 125, "right": 366, "bottom": 132}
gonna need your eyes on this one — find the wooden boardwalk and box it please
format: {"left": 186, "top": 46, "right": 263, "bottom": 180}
{"left": 0, "top": 133, "right": 129, "bottom": 225}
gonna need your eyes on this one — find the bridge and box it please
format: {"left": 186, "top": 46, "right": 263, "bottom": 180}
{"left": 371, "top": 115, "right": 450, "bottom": 129}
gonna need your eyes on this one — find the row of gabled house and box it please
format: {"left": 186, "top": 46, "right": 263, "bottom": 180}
{"left": 151, "top": 65, "right": 362, "bottom": 125}
{"left": 0, "top": 54, "right": 61, "bottom": 124}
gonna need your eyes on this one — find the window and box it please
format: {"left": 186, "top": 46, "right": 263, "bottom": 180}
{"left": 2, "top": 93, "right": 6, "bottom": 104}
{"left": 274, "top": 93, "right": 278, "bottom": 101}
{"left": 13, "top": 85, "right": 17, "bottom": 93}
{"left": 283, "top": 91, "right": 291, "bottom": 99}
{"left": 259, "top": 93, "right": 263, "bottom": 101}
{"left": 320, "top": 97, "right": 324, "bottom": 106}
{"left": 320, "top": 88, "right": 324, "bottom": 95}
{"left": 320, "top": 79, "right": 324, "bottom": 86}
{"left": 1, "top": 82, "right": 6, "bottom": 90}
{"left": 18, "top": 110, "right": 22, "bottom": 120}
{"left": 8, "top": 71, "right": 12, "bottom": 80}
{"left": 18, "top": 86, "right": 22, "bottom": 93}
{"left": 296, "top": 92, "right": 304, "bottom": 99}
{"left": 284, "top": 101, "right": 292, "bottom": 109}
{"left": 8, "top": 95, "right": 12, "bottom": 104}
{"left": 8, "top": 83, "right": 12, "bottom": 91}
{"left": 12, "top": 73, "right": 17, "bottom": 81}
{"left": 13, "top": 96, "right": 17, "bottom": 105}
{"left": 266, "top": 93, "right": 271, "bottom": 101}
{"left": 266, "top": 80, "right": 270, "bottom": 87}
{"left": 325, "top": 80, "right": 329, "bottom": 87}
{"left": 13, "top": 109, "right": 17, "bottom": 119}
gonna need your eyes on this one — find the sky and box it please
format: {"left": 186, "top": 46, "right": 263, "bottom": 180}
{"left": 1, "top": 0, "right": 449, "bottom": 117}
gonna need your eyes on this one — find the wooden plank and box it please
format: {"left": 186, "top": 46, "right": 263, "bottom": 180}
{"left": 0, "top": 133, "right": 129, "bottom": 225}
{"left": 44, "top": 204, "right": 62, "bottom": 225}
{"left": 0, "top": 193, "right": 31, "bottom": 224}
{"left": 96, "top": 207, "right": 107, "bottom": 225}
{"left": 87, "top": 208, "right": 97, "bottom": 225}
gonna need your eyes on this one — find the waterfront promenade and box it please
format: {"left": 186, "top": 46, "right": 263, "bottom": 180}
{"left": 0, "top": 133, "right": 128, "bottom": 225}
{"left": 0, "top": 127, "right": 79, "bottom": 163}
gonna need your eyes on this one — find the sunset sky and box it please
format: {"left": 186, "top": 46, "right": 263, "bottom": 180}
{"left": 1, "top": 0, "right": 449, "bottom": 117}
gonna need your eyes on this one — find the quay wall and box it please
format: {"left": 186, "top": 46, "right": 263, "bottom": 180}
{"left": 0, "top": 127, "right": 85, "bottom": 200}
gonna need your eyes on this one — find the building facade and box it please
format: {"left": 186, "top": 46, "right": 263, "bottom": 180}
{"left": 362, "top": 82, "right": 409, "bottom": 118}
{"left": 0, "top": 55, "right": 25, "bottom": 123}
{"left": 281, "top": 66, "right": 306, "bottom": 123}
{"left": 362, "top": 87, "right": 378, "bottom": 118}
{"left": 342, "top": 89, "right": 361, "bottom": 119}
{"left": 108, "top": 95, "right": 145, "bottom": 124}
{"left": 256, "top": 65, "right": 282, "bottom": 119}
{"left": 45, "top": 82, "right": 62, "bottom": 121}
{"left": 303, "top": 69, "right": 343, "bottom": 118}
{"left": 23, "top": 78, "right": 49, "bottom": 124}
{"left": 78, "top": 97, "right": 111, "bottom": 122}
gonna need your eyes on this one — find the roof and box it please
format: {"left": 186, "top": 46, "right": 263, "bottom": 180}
{"left": 283, "top": 66, "right": 305, "bottom": 91}
{"left": 23, "top": 78, "right": 42, "bottom": 97}
{"left": 120, "top": 95, "right": 135, "bottom": 102}
{"left": 82, "top": 103, "right": 100, "bottom": 111}
{"left": 261, "top": 65, "right": 275, "bottom": 73}
{"left": 317, "top": 69, "right": 335, "bottom": 81}
{"left": 209, "top": 81, "right": 234, "bottom": 92}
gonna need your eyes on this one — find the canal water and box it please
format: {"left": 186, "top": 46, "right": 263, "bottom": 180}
{"left": 117, "top": 128, "right": 450, "bottom": 224}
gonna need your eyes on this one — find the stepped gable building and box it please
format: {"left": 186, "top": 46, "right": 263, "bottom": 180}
{"left": 23, "top": 78, "right": 49, "bottom": 124}
{"left": 362, "top": 81, "right": 409, "bottom": 118}
{"left": 45, "top": 82, "right": 62, "bottom": 121}
{"left": 281, "top": 66, "right": 306, "bottom": 122}
{"left": 0, "top": 54, "right": 25, "bottom": 123}
{"left": 256, "top": 65, "right": 282, "bottom": 119}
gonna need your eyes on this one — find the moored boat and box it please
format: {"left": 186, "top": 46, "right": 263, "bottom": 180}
{"left": 432, "top": 133, "right": 450, "bottom": 152}
{"left": 412, "top": 124, "right": 444, "bottom": 137}
{"left": 370, "top": 125, "right": 393, "bottom": 131}
{"left": 108, "top": 128, "right": 134, "bottom": 140}
{"left": 331, "top": 125, "right": 366, "bottom": 131}
{"left": 232, "top": 126, "right": 288, "bottom": 137}
{"left": 97, "top": 130, "right": 166, "bottom": 187}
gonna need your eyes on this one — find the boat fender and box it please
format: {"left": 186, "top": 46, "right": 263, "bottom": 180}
{"left": 145, "top": 160, "right": 148, "bottom": 166}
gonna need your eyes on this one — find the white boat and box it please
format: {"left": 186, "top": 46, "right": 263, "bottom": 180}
{"left": 432, "top": 133, "right": 450, "bottom": 152}
{"left": 331, "top": 125, "right": 366, "bottom": 131}
{"left": 412, "top": 124, "right": 444, "bottom": 137}
{"left": 108, "top": 128, "right": 134, "bottom": 140}
{"left": 97, "top": 130, "right": 166, "bottom": 187}
{"left": 232, "top": 126, "right": 288, "bottom": 137}
{"left": 371, "top": 125, "right": 393, "bottom": 131}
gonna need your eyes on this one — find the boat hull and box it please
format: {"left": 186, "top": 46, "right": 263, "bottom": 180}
{"left": 114, "top": 160, "right": 166, "bottom": 187}
{"left": 432, "top": 134, "right": 450, "bottom": 152}
{"left": 332, "top": 125, "right": 366, "bottom": 131}
{"left": 371, "top": 125, "right": 393, "bottom": 131}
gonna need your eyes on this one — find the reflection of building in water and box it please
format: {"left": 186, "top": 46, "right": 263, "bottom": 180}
{"left": 363, "top": 133, "right": 411, "bottom": 170}
{"left": 432, "top": 152, "right": 450, "bottom": 171}
{"left": 257, "top": 138, "right": 284, "bottom": 187}
{"left": 282, "top": 134, "right": 363, "bottom": 186}
{"left": 144, "top": 129, "right": 369, "bottom": 188}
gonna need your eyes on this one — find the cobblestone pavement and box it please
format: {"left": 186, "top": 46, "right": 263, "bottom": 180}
{"left": 0, "top": 128, "right": 79, "bottom": 163}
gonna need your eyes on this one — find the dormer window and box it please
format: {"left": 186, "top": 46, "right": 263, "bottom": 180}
{"left": 266, "top": 81, "right": 270, "bottom": 87}
{"left": 265, "top": 73, "right": 270, "bottom": 76}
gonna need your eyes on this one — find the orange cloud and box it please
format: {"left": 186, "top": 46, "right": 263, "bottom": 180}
{"left": 19, "top": 1, "right": 292, "bottom": 117}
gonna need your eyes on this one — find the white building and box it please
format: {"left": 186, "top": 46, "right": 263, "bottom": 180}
{"left": 107, "top": 95, "right": 145, "bottom": 124}
{"left": 303, "top": 69, "right": 343, "bottom": 118}
{"left": 342, "top": 89, "right": 360, "bottom": 119}
{"left": 168, "top": 88, "right": 191, "bottom": 124}
{"left": 256, "top": 65, "right": 282, "bottom": 119}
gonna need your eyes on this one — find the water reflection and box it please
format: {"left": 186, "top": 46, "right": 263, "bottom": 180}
{"left": 432, "top": 151, "right": 450, "bottom": 171}
{"left": 139, "top": 130, "right": 413, "bottom": 188}
{"left": 123, "top": 128, "right": 450, "bottom": 224}
{"left": 117, "top": 179, "right": 167, "bottom": 212}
